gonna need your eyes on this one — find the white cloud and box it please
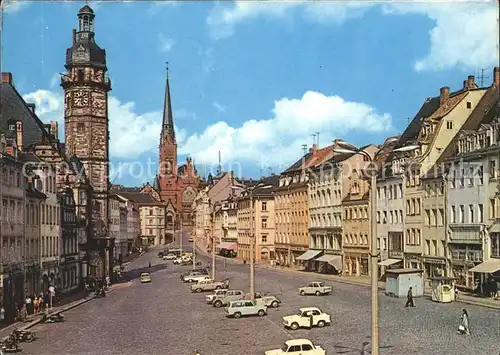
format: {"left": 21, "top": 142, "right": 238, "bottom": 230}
{"left": 383, "top": 2, "right": 499, "bottom": 71}
{"left": 1, "top": 0, "right": 30, "bottom": 13}
{"left": 207, "top": 1, "right": 499, "bottom": 72}
{"left": 22, "top": 90, "right": 163, "bottom": 159}
{"left": 212, "top": 101, "right": 226, "bottom": 113}
{"left": 157, "top": 34, "right": 175, "bottom": 53}
{"left": 178, "top": 91, "right": 392, "bottom": 168}
{"left": 207, "top": 1, "right": 372, "bottom": 39}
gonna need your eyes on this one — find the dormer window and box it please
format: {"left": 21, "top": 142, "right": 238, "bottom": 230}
{"left": 7, "top": 120, "right": 16, "bottom": 131}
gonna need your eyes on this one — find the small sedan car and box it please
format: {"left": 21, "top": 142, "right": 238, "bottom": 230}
{"left": 225, "top": 300, "right": 267, "bottom": 318}
{"left": 163, "top": 253, "right": 177, "bottom": 260}
{"left": 140, "top": 272, "right": 152, "bottom": 283}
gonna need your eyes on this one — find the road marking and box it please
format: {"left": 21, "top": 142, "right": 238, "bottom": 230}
{"left": 265, "top": 316, "right": 293, "bottom": 339}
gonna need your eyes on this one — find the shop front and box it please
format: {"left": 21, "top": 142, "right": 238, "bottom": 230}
{"left": 344, "top": 249, "right": 369, "bottom": 276}
{"left": 314, "top": 252, "right": 342, "bottom": 275}
{"left": 422, "top": 256, "right": 446, "bottom": 280}
{"left": 296, "top": 249, "right": 322, "bottom": 271}
{"left": 404, "top": 253, "right": 422, "bottom": 270}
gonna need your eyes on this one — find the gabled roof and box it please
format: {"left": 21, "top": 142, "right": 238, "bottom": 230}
{"left": 114, "top": 192, "right": 163, "bottom": 205}
{"left": 0, "top": 80, "right": 56, "bottom": 147}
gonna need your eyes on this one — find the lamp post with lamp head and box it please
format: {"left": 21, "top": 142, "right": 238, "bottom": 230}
{"left": 333, "top": 139, "right": 419, "bottom": 355}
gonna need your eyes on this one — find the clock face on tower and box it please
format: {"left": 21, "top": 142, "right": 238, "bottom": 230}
{"left": 73, "top": 90, "right": 89, "bottom": 107}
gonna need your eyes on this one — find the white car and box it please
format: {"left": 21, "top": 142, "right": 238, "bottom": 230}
{"left": 282, "top": 307, "right": 331, "bottom": 330}
{"left": 265, "top": 339, "right": 326, "bottom": 355}
{"left": 163, "top": 253, "right": 177, "bottom": 260}
{"left": 184, "top": 274, "right": 212, "bottom": 283}
{"left": 206, "top": 289, "right": 228, "bottom": 304}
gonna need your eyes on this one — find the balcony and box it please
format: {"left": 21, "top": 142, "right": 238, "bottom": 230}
{"left": 449, "top": 224, "right": 483, "bottom": 243}
{"left": 451, "top": 249, "right": 483, "bottom": 262}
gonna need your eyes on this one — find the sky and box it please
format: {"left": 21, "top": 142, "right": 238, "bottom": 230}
{"left": 1, "top": 0, "right": 498, "bottom": 186}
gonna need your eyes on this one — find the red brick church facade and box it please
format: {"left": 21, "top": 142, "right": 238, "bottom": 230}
{"left": 152, "top": 70, "right": 199, "bottom": 229}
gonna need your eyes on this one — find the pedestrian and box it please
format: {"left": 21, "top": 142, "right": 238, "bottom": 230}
{"left": 405, "top": 287, "right": 415, "bottom": 307}
{"left": 38, "top": 295, "right": 44, "bottom": 312}
{"left": 307, "top": 311, "right": 314, "bottom": 329}
{"left": 455, "top": 286, "right": 459, "bottom": 300}
{"left": 25, "top": 295, "right": 32, "bottom": 315}
{"left": 148, "top": 261, "right": 151, "bottom": 268}
{"left": 458, "top": 308, "right": 470, "bottom": 335}
{"left": 20, "top": 303, "right": 27, "bottom": 322}
{"left": 34, "top": 296, "right": 40, "bottom": 315}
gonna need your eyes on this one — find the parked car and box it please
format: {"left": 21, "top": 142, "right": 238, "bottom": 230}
{"left": 242, "top": 293, "right": 281, "bottom": 308}
{"left": 180, "top": 269, "right": 209, "bottom": 281}
{"left": 184, "top": 274, "right": 211, "bottom": 283}
{"left": 191, "top": 279, "right": 229, "bottom": 293}
{"left": 282, "top": 307, "right": 331, "bottom": 330}
{"left": 265, "top": 339, "right": 326, "bottom": 355}
{"left": 298, "top": 282, "right": 332, "bottom": 296}
{"left": 213, "top": 290, "right": 245, "bottom": 308}
{"left": 140, "top": 272, "right": 152, "bottom": 283}
{"left": 206, "top": 289, "right": 229, "bottom": 304}
{"left": 163, "top": 253, "right": 177, "bottom": 260}
{"left": 225, "top": 300, "right": 267, "bottom": 318}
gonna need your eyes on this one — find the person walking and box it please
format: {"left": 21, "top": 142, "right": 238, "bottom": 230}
{"left": 148, "top": 261, "right": 151, "bottom": 268}
{"left": 458, "top": 308, "right": 470, "bottom": 335}
{"left": 405, "top": 287, "right": 416, "bottom": 307}
{"left": 33, "top": 297, "right": 39, "bottom": 315}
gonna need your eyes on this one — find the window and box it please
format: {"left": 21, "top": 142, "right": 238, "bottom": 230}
{"left": 478, "top": 204, "right": 484, "bottom": 223}
{"left": 489, "top": 160, "right": 497, "bottom": 179}
{"left": 261, "top": 202, "right": 267, "bottom": 211}
{"left": 459, "top": 205, "right": 465, "bottom": 223}
{"left": 438, "top": 209, "right": 444, "bottom": 226}
{"left": 469, "top": 205, "right": 474, "bottom": 223}
{"left": 477, "top": 165, "right": 484, "bottom": 184}
{"left": 261, "top": 218, "right": 267, "bottom": 229}
{"left": 466, "top": 101, "right": 472, "bottom": 109}
{"left": 490, "top": 199, "right": 496, "bottom": 219}
{"left": 468, "top": 166, "right": 474, "bottom": 186}
{"left": 446, "top": 121, "right": 453, "bottom": 129}
{"left": 261, "top": 234, "right": 267, "bottom": 243}
{"left": 451, "top": 205, "right": 456, "bottom": 223}
{"left": 149, "top": 209, "right": 153, "bottom": 216}
{"left": 425, "top": 209, "right": 430, "bottom": 225}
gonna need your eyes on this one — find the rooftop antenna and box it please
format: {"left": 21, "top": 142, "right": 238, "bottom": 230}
{"left": 301, "top": 144, "right": 308, "bottom": 155}
{"left": 217, "top": 150, "right": 222, "bottom": 175}
{"left": 478, "top": 68, "right": 490, "bottom": 87}
{"left": 311, "top": 133, "right": 316, "bottom": 147}
{"left": 406, "top": 117, "right": 411, "bottom": 125}
{"left": 315, "top": 132, "right": 320, "bottom": 148}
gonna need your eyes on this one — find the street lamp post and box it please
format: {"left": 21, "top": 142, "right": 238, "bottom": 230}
{"left": 249, "top": 190, "right": 255, "bottom": 302}
{"left": 334, "top": 139, "right": 419, "bottom": 355}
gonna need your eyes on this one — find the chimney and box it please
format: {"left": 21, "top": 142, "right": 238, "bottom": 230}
{"left": 26, "top": 103, "right": 35, "bottom": 114}
{"left": 493, "top": 67, "right": 500, "bottom": 87}
{"left": 16, "top": 121, "right": 23, "bottom": 151}
{"left": 466, "top": 75, "right": 475, "bottom": 89}
{"left": 72, "top": 29, "right": 76, "bottom": 44}
{"left": 50, "top": 121, "right": 59, "bottom": 140}
{"left": 1, "top": 72, "right": 12, "bottom": 84}
{"left": 439, "top": 86, "right": 450, "bottom": 106}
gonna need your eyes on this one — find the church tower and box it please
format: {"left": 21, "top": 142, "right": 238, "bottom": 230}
{"left": 158, "top": 67, "right": 178, "bottom": 205}
{"left": 62, "top": 5, "right": 111, "bottom": 225}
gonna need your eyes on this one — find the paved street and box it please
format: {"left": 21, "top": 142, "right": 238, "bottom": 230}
{"left": 21, "top": 245, "right": 499, "bottom": 355}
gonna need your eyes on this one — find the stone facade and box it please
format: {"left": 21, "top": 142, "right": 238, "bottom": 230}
{"left": 58, "top": 186, "right": 79, "bottom": 293}
{"left": 155, "top": 71, "right": 199, "bottom": 228}
{"left": 61, "top": 5, "right": 111, "bottom": 232}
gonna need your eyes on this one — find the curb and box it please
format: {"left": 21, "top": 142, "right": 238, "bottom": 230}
{"left": 195, "top": 243, "right": 499, "bottom": 310}
{"left": 1, "top": 296, "right": 95, "bottom": 342}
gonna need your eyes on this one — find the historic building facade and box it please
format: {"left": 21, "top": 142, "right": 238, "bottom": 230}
{"left": 58, "top": 186, "right": 79, "bottom": 293}
{"left": 154, "top": 70, "right": 199, "bottom": 229}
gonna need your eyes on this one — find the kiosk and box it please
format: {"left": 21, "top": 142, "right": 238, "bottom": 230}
{"left": 429, "top": 277, "right": 456, "bottom": 303}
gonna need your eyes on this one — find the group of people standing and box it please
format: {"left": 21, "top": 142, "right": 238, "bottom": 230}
{"left": 18, "top": 293, "right": 52, "bottom": 322}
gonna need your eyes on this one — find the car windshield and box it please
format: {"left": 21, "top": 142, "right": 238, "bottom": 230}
{"left": 318, "top": 282, "right": 324, "bottom": 287}
{"left": 282, "top": 343, "right": 289, "bottom": 351}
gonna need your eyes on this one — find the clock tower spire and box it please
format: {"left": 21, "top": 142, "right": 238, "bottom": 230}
{"left": 61, "top": 4, "right": 111, "bottom": 234}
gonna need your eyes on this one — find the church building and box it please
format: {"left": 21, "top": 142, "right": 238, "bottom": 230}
{"left": 153, "top": 69, "right": 199, "bottom": 230}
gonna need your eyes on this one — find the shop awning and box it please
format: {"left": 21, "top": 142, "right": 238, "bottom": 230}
{"left": 316, "top": 254, "right": 342, "bottom": 270}
{"left": 296, "top": 250, "right": 322, "bottom": 261}
{"left": 468, "top": 258, "right": 500, "bottom": 274}
{"left": 378, "top": 258, "right": 402, "bottom": 267}
{"left": 216, "top": 242, "right": 237, "bottom": 251}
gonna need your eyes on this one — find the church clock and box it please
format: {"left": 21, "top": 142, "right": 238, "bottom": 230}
{"left": 73, "top": 90, "right": 89, "bottom": 107}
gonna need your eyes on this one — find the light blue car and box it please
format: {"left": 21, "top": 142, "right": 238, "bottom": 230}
{"left": 224, "top": 300, "right": 267, "bottom": 318}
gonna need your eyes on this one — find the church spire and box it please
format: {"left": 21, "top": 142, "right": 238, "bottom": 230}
{"left": 161, "top": 62, "right": 175, "bottom": 142}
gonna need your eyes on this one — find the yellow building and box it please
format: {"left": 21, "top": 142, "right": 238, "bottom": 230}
{"left": 237, "top": 176, "right": 278, "bottom": 262}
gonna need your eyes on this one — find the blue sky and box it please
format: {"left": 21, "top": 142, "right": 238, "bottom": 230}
{"left": 2, "top": 0, "right": 498, "bottom": 186}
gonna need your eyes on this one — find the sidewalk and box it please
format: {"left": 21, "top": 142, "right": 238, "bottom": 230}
{"left": 195, "top": 242, "right": 499, "bottom": 310}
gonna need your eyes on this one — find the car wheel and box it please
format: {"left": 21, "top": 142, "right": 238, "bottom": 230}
{"left": 215, "top": 286, "right": 221, "bottom": 290}
{"left": 315, "top": 291, "right": 321, "bottom": 296}
{"left": 233, "top": 312, "right": 242, "bottom": 319}
{"left": 271, "top": 301, "right": 279, "bottom": 308}
{"left": 214, "top": 300, "right": 222, "bottom": 308}
{"left": 300, "top": 290, "right": 306, "bottom": 296}
{"left": 290, "top": 322, "right": 299, "bottom": 330}
{"left": 317, "top": 320, "right": 326, "bottom": 328}
{"left": 196, "top": 288, "right": 202, "bottom": 293}
{"left": 257, "top": 309, "right": 266, "bottom": 317}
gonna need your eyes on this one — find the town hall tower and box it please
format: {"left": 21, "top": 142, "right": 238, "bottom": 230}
{"left": 61, "top": 5, "right": 111, "bottom": 226}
